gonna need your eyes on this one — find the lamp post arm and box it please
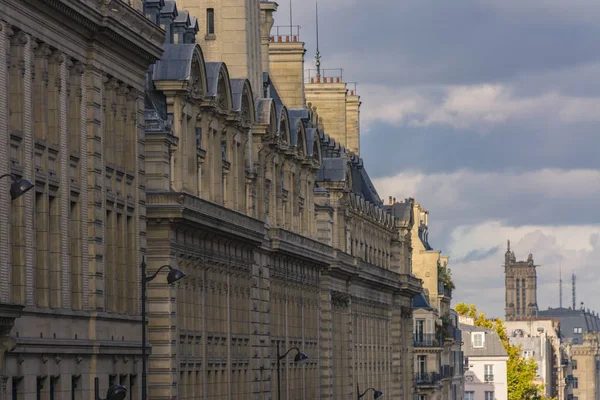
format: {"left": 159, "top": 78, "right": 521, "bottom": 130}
{"left": 358, "top": 388, "right": 377, "bottom": 398}
{"left": 144, "top": 265, "right": 173, "bottom": 283}
{"left": 0, "top": 174, "right": 16, "bottom": 181}
{"left": 278, "top": 346, "right": 300, "bottom": 360}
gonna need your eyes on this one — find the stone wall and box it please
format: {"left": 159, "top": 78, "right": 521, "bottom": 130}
{"left": 0, "top": 0, "right": 163, "bottom": 398}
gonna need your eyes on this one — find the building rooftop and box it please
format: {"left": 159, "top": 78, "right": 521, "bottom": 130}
{"left": 461, "top": 323, "right": 508, "bottom": 358}
{"left": 537, "top": 307, "right": 600, "bottom": 343}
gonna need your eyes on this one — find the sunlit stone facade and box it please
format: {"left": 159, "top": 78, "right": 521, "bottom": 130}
{"left": 0, "top": 0, "right": 163, "bottom": 398}
{"left": 142, "top": 0, "right": 422, "bottom": 399}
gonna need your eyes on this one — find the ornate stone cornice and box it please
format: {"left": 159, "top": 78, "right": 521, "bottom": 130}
{"left": 35, "top": 0, "right": 164, "bottom": 64}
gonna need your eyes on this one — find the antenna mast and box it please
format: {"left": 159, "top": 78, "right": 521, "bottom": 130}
{"left": 315, "top": 1, "right": 321, "bottom": 80}
{"left": 289, "top": 0, "right": 293, "bottom": 39}
{"left": 559, "top": 258, "right": 563, "bottom": 308}
{"left": 572, "top": 272, "right": 576, "bottom": 309}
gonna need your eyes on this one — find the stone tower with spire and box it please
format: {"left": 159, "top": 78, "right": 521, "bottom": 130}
{"left": 505, "top": 240, "right": 539, "bottom": 321}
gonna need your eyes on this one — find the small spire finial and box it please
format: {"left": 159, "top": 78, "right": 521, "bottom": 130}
{"left": 315, "top": 1, "right": 321, "bottom": 80}
{"left": 507, "top": 239, "right": 510, "bottom": 251}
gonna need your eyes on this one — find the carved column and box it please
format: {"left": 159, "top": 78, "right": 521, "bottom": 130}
{"left": 318, "top": 270, "right": 332, "bottom": 398}
{"left": 58, "top": 52, "right": 71, "bottom": 309}
{"left": 0, "top": 22, "right": 13, "bottom": 304}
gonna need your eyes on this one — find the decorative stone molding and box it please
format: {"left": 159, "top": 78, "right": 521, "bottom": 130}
{"left": 400, "top": 306, "right": 413, "bottom": 319}
{"left": 331, "top": 291, "right": 350, "bottom": 308}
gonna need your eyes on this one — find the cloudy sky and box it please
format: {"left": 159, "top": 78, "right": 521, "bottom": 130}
{"left": 278, "top": 0, "right": 600, "bottom": 317}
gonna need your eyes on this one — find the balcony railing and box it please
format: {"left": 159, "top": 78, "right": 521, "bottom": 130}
{"left": 414, "top": 372, "right": 441, "bottom": 386}
{"left": 484, "top": 374, "right": 494, "bottom": 382}
{"left": 414, "top": 334, "right": 443, "bottom": 347}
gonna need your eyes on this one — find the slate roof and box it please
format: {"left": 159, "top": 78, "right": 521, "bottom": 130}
{"left": 461, "top": 324, "right": 508, "bottom": 358}
{"left": 153, "top": 44, "right": 197, "bottom": 81}
{"left": 384, "top": 202, "right": 412, "bottom": 222}
{"left": 205, "top": 62, "right": 225, "bottom": 97}
{"left": 537, "top": 307, "right": 600, "bottom": 343}
{"left": 230, "top": 79, "right": 246, "bottom": 112}
{"left": 412, "top": 291, "right": 432, "bottom": 310}
{"left": 317, "top": 158, "right": 347, "bottom": 182}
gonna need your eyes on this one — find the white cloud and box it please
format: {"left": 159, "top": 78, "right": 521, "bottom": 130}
{"left": 359, "top": 82, "right": 600, "bottom": 132}
{"left": 373, "top": 168, "right": 600, "bottom": 316}
{"left": 446, "top": 222, "right": 600, "bottom": 317}
{"left": 374, "top": 168, "right": 600, "bottom": 224}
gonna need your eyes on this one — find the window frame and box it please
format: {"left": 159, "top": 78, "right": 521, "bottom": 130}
{"left": 472, "top": 332, "right": 484, "bottom": 348}
{"left": 206, "top": 8, "right": 215, "bottom": 36}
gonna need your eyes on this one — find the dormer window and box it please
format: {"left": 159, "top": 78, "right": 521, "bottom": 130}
{"left": 206, "top": 9, "right": 215, "bottom": 36}
{"left": 472, "top": 332, "right": 484, "bottom": 348}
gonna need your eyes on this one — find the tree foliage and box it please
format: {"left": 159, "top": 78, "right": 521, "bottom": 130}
{"left": 455, "top": 302, "right": 553, "bottom": 400}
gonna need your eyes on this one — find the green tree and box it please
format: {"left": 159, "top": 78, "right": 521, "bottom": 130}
{"left": 455, "top": 302, "right": 553, "bottom": 400}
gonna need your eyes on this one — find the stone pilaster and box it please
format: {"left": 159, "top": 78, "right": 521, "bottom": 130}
{"left": 79, "top": 64, "right": 89, "bottom": 309}
{"left": 0, "top": 22, "right": 12, "bottom": 304}
{"left": 58, "top": 52, "right": 71, "bottom": 309}
{"left": 251, "top": 250, "right": 270, "bottom": 399}
{"left": 390, "top": 296, "right": 404, "bottom": 398}
{"left": 85, "top": 62, "right": 105, "bottom": 311}
{"left": 131, "top": 89, "right": 144, "bottom": 315}
{"left": 319, "top": 270, "right": 332, "bottom": 398}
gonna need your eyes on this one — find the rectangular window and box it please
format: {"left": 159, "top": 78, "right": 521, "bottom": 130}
{"left": 417, "top": 355, "right": 427, "bottom": 375}
{"left": 414, "top": 319, "right": 425, "bottom": 343}
{"left": 485, "top": 391, "right": 495, "bottom": 400}
{"left": 472, "top": 332, "right": 484, "bottom": 348}
{"left": 221, "top": 140, "right": 227, "bottom": 161}
{"left": 71, "top": 376, "right": 80, "bottom": 400}
{"left": 574, "top": 327, "right": 583, "bottom": 334}
{"left": 516, "top": 278, "right": 520, "bottom": 313}
{"left": 196, "top": 127, "right": 203, "bottom": 149}
{"left": 465, "top": 392, "right": 474, "bottom": 400}
{"left": 485, "top": 364, "right": 494, "bottom": 381}
{"left": 521, "top": 279, "right": 526, "bottom": 315}
{"left": 573, "top": 359, "right": 578, "bottom": 370}
{"left": 12, "top": 377, "right": 22, "bottom": 400}
{"left": 573, "top": 377, "right": 579, "bottom": 389}
{"left": 50, "top": 377, "right": 58, "bottom": 400}
{"left": 523, "top": 350, "right": 534, "bottom": 358}
{"left": 36, "top": 377, "right": 44, "bottom": 400}
{"left": 207, "top": 8, "right": 215, "bottom": 35}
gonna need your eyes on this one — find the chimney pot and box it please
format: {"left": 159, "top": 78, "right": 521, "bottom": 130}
{"left": 393, "top": 197, "right": 396, "bottom": 203}
{"left": 336, "top": 77, "right": 340, "bottom": 83}
{"left": 278, "top": 36, "right": 282, "bottom": 42}
{"left": 311, "top": 78, "right": 315, "bottom": 83}
{"left": 388, "top": 196, "right": 392, "bottom": 205}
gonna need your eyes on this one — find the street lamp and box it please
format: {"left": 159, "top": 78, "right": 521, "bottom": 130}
{"left": 276, "top": 341, "right": 308, "bottom": 400}
{"left": 105, "top": 384, "right": 127, "bottom": 400}
{"left": 141, "top": 257, "right": 185, "bottom": 400}
{"left": 357, "top": 383, "right": 383, "bottom": 400}
{"left": 94, "top": 379, "right": 127, "bottom": 400}
{"left": 0, "top": 173, "right": 34, "bottom": 200}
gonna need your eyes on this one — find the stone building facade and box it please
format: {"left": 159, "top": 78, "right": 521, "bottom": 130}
{"left": 504, "top": 241, "right": 539, "bottom": 321}
{"left": 0, "top": 0, "right": 163, "bottom": 398}
{"left": 505, "top": 319, "right": 574, "bottom": 400}
{"left": 505, "top": 245, "right": 600, "bottom": 400}
{"left": 141, "top": 0, "right": 422, "bottom": 399}
{"left": 401, "top": 199, "right": 464, "bottom": 400}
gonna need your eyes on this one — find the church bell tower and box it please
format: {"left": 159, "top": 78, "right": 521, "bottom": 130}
{"left": 504, "top": 240, "right": 539, "bottom": 321}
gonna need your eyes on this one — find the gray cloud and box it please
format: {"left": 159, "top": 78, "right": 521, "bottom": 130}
{"left": 275, "top": 1, "right": 600, "bottom": 315}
